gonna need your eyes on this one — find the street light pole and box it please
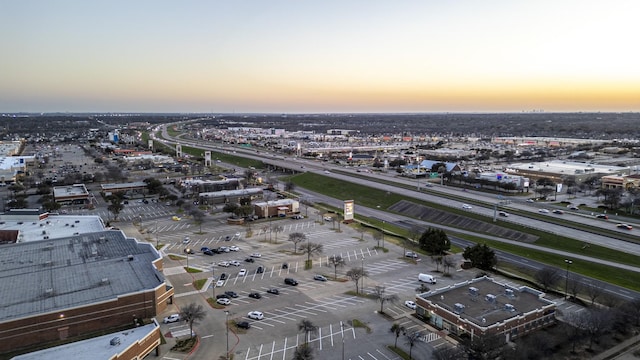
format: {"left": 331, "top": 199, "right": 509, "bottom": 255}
{"left": 225, "top": 311, "right": 230, "bottom": 359}
{"left": 212, "top": 267, "right": 215, "bottom": 299}
{"left": 155, "top": 221, "right": 158, "bottom": 249}
{"left": 361, "top": 257, "right": 365, "bottom": 294}
{"left": 341, "top": 321, "right": 345, "bottom": 360}
{"left": 564, "top": 259, "right": 572, "bottom": 299}
{"left": 382, "top": 220, "right": 385, "bottom": 249}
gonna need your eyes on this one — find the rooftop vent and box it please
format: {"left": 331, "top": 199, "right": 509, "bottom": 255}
{"left": 505, "top": 304, "right": 516, "bottom": 312}
{"left": 44, "top": 260, "right": 52, "bottom": 267}
{"left": 45, "top": 288, "right": 54, "bottom": 297}
{"left": 453, "top": 303, "right": 465, "bottom": 314}
{"left": 469, "top": 287, "right": 479, "bottom": 296}
{"left": 100, "top": 278, "right": 110, "bottom": 285}
{"left": 485, "top": 294, "right": 496, "bottom": 303}
{"left": 127, "top": 255, "right": 134, "bottom": 261}
{"left": 109, "top": 337, "right": 121, "bottom": 346}
{"left": 505, "top": 288, "right": 515, "bottom": 297}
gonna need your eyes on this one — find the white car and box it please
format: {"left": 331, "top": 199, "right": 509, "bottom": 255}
{"left": 229, "top": 245, "right": 240, "bottom": 251}
{"left": 462, "top": 204, "right": 472, "bottom": 209}
{"left": 216, "top": 298, "right": 230, "bottom": 305}
{"left": 538, "top": 209, "right": 550, "bottom": 213}
{"left": 218, "top": 261, "right": 230, "bottom": 267}
{"left": 219, "top": 246, "right": 230, "bottom": 253}
{"left": 216, "top": 280, "right": 225, "bottom": 287}
{"left": 230, "top": 260, "right": 241, "bottom": 266}
{"left": 235, "top": 232, "right": 241, "bottom": 237}
{"left": 238, "top": 269, "right": 247, "bottom": 276}
{"left": 247, "top": 311, "right": 264, "bottom": 320}
{"left": 405, "top": 301, "right": 417, "bottom": 310}
{"left": 250, "top": 253, "right": 262, "bottom": 258}
{"left": 182, "top": 237, "right": 190, "bottom": 244}
{"left": 163, "top": 314, "right": 181, "bottom": 324}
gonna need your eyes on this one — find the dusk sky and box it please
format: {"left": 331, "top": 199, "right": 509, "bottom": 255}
{"left": 1, "top": 1, "right": 639, "bottom": 113}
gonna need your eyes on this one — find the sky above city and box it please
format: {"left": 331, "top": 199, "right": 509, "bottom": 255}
{"left": 1, "top": 0, "right": 639, "bottom": 113}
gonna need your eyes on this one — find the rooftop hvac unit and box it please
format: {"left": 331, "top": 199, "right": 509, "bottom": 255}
{"left": 485, "top": 294, "right": 496, "bottom": 303}
{"left": 505, "top": 304, "right": 516, "bottom": 312}
{"left": 45, "top": 288, "right": 54, "bottom": 297}
{"left": 454, "top": 303, "right": 465, "bottom": 314}
{"left": 127, "top": 255, "right": 134, "bottom": 261}
{"left": 110, "top": 337, "right": 121, "bottom": 346}
{"left": 469, "top": 287, "right": 479, "bottom": 296}
{"left": 505, "top": 288, "right": 515, "bottom": 297}
{"left": 100, "top": 278, "right": 110, "bottom": 285}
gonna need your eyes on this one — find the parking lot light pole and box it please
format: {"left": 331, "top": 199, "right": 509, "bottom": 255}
{"left": 225, "top": 311, "right": 230, "bottom": 359}
{"left": 564, "top": 259, "right": 572, "bottom": 299}
{"left": 341, "top": 321, "right": 345, "bottom": 360}
{"left": 212, "top": 268, "right": 215, "bottom": 299}
{"left": 361, "top": 257, "right": 365, "bottom": 294}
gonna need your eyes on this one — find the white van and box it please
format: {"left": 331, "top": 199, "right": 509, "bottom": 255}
{"left": 418, "top": 273, "right": 436, "bottom": 284}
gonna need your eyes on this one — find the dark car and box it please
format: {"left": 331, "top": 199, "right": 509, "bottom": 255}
{"left": 282, "top": 263, "right": 289, "bottom": 269}
{"left": 596, "top": 214, "right": 608, "bottom": 219}
{"left": 245, "top": 258, "right": 255, "bottom": 263}
{"left": 225, "top": 291, "right": 238, "bottom": 298}
{"left": 267, "top": 288, "right": 280, "bottom": 295}
{"left": 248, "top": 292, "right": 262, "bottom": 299}
{"left": 216, "top": 294, "right": 229, "bottom": 299}
{"left": 284, "top": 278, "right": 298, "bottom": 286}
{"left": 203, "top": 249, "right": 214, "bottom": 256}
{"left": 201, "top": 247, "right": 211, "bottom": 252}
{"left": 236, "top": 321, "right": 251, "bottom": 329}
{"left": 220, "top": 273, "right": 227, "bottom": 280}
{"left": 257, "top": 266, "right": 264, "bottom": 274}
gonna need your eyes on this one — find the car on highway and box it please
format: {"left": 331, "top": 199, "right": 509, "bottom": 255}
{"left": 163, "top": 314, "right": 181, "bottom": 324}
{"left": 238, "top": 269, "right": 247, "bottom": 276}
{"left": 498, "top": 211, "right": 508, "bottom": 217}
{"left": 596, "top": 214, "right": 609, "bottom": 219}
{"left": 230, "top": 260, "right": 241, "bottom": 266}
{"left": 462, "top": 204, "right": 472, "bottom": 209}
{"left": 617, "top": 223, "right": 633, "bottom": 230}
{"left": 267, "top": 288, "right": 280, "bottom": 295}
{"left": 248, "top": 292, "right": 262, "bottom": 299}
{"left": 172, "top": 216, "right": 181, "bottom": 221}
{"left": 552, "top": 210, "right": 564, "bottom": 215}
{"left": 567, "top": 205, "right": 580, "bottom": 210}
{"left": 218, "top": 261, "right": 230, "bottom": 267}
{"left": 247, "top": 311, "right": 264, "bottom": 320}
{"left": 216, "top": 298, "right": 230, "bottom": 305}
{"left": 224, "top": 291, "right": 238, "bottom": 298}
{"left": 526, "top": 199, "right": 535, "bottom": 203}
{"left": 538, "top": 209, "right": 550, "bottom": 213}
{"left": 250, "top": 253, "right": 262, "bottom": 258}
{"left": 284, "top": 278, "right": 298, "bottom": 286}
{"left": 229, "top": 245, "right": 240, "bottom": 252}
{"left": 313, "top": 275, "right": 327, "bottom": 282}
{"left": 405, "top": 301, "right": 417, "bottom": 310}
{"left": 236, "top": 321, "right": 251, "bottom": 329}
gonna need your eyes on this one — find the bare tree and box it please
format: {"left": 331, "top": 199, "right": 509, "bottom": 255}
{"left": 580, "top": 308, "right": 612, "bottom": 350}
{"left": 567, "top": 279, "right": 582, "bottom": 300}
{"left": 431, "top": 255, "right": 443, "bottom": 272}
{"left": 373, "top": 231, "right": 383, "bottom": 248}
{"left": 298, "top": 319, "right": 318, "bottom": 345}
{"left": 190, "top": 208, "right": 206, "bottom": 233}
{"left": 433, "top": 346, "right": 465, "bottom": 360}
{"left": 585, "top": 284, "right": 603, "bottom": 305}
{"left": 404, "top": 331, "right": 422, "bottom": 359}
{"left": 442, "top": 256, "right": 456, "bottom": 275}
{"left": 346, "top": 267, "right": 367, "bottom": 294}
{"left": 534, "top": 267, "right": 561, "bottom": 292}
{"left": 288, "top": 232, "right": 307, "bottom": 254}
{"left": 372, "top": 285, "right": 399, "bottom": 314}
{"left": 328, "top": 255, "right": 345, "bottom": 280}
{"left": 292, "top": 344, "right": 313, "bottom": 360}
{"left": 390, "top": 323, "right": 405, "bottom": 348}
{"left": 272, "top": 225, "right": 284, "bottom": 243}
{"left": 300, "top": 242, "right": 323, "bottom": 268}
{"left": 180, "top": 302, "right": 207, "bottom": 339}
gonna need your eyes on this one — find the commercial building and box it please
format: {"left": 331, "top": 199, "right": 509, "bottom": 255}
{"left": 0, "top": 230, "right": 173, "bottom": 356}
{"left": 254, "top": 199, "right": 299, "bottom": 218}
{"left": 53, "top": 184, "right": 91, "bottom": 205}
{"left": 416, "top": 276, "right": 555, "bottom": 342}
{"left": 505, "top": 160, "right": 629, "bottom": 184}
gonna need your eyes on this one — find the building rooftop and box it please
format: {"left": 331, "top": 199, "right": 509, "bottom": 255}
{"left": 12, "top": 322, "right": 159, "bottom": 360}
{"left": 53, "top": 184, "right": 89, "bottom": 198}
{"left": 100, "top": 181, "right": 147, "bottom": 191}
{"left": 507, "top": 160, "right": 628, "bottom": 176}
{"left": 420, "top": 276, "right": 554, "bottom": 327}
{"left": 0, "top": 230, "right": 164, "bottom": 322}
{"left": 0, "top": 214, "right": 105, "bottom": 243}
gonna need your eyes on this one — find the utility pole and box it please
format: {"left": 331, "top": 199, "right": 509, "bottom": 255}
{"left": 564, "top": 259, "right": 572, "bottom": 299}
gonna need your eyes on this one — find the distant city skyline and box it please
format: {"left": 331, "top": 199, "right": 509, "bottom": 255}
{"left": 1, "top": 0, "right": 639, "bottom": 113}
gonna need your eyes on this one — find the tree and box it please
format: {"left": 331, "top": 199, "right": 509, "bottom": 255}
{"left": 272, "top": 225, "right": 284, "bottom": 243}
{"left": 579, "top": 308, "right": 612, "bottom": 350}
{"left": 372, "top": 231, "right": 383, "bottom": 248}
{"left": 462, "top": 243, "right": 497, "bottom": 271}
{"left": 431, "top": 255, "right": 443, "bottom": 272}
{"left": 433, "top": 346, "right": 465, "bottom": 360}
{"left": 284, "top": 181, "right": 295, "bottom": 192}
{"left": 372, "top": 285, "right": 399, "bottom": 314}
{"left": 298, "top": 319, "right": 317, "bottom": 345}
{"left": 346, "top": 267, "right": 367, "bottom": 294}
{"left": 419, "top": 227, "right": 450, "bottom": 255}
{"left": 534, "top": 267, "right": 561, "bottom": 292}
{"left": 585, "top": 283, "right": 603, "bottom": 305}
{"left": 328, "top": 255, "right": 345, "bottom": 280}
{"left": 190, "top": 208, "right": 206, "bottom": 233}
{"left": 288, "top": 232, "right": 307, "bottom": 254}
{"left": 442, "top": 256, "right": 456, "bottom": 275}
{"left": 390, "top": 323, "right": 405, "bottom": 348}
{"left": 106, "top": 192, "right": 125, "bottom": 221}
{"left": 404, "top": 331, "right": 422, "bottom": 359}
{"left": 180, "top": 302, "right": 206, "bottom": 339}
{"left": 222, "top": 202, "right": 239, "bottom": 215}
{"left": 461, "top": 333, "right": 505, "bottom": 360}
{"left": 300, "top": 242, "right": 323, "bottom": 267}
{"left": 292, "top": 344, "right": 313, "bottom": 360}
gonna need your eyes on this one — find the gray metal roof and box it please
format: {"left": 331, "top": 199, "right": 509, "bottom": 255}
{"left": 0, "top": 230, "right": 164, "bottom": 322}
